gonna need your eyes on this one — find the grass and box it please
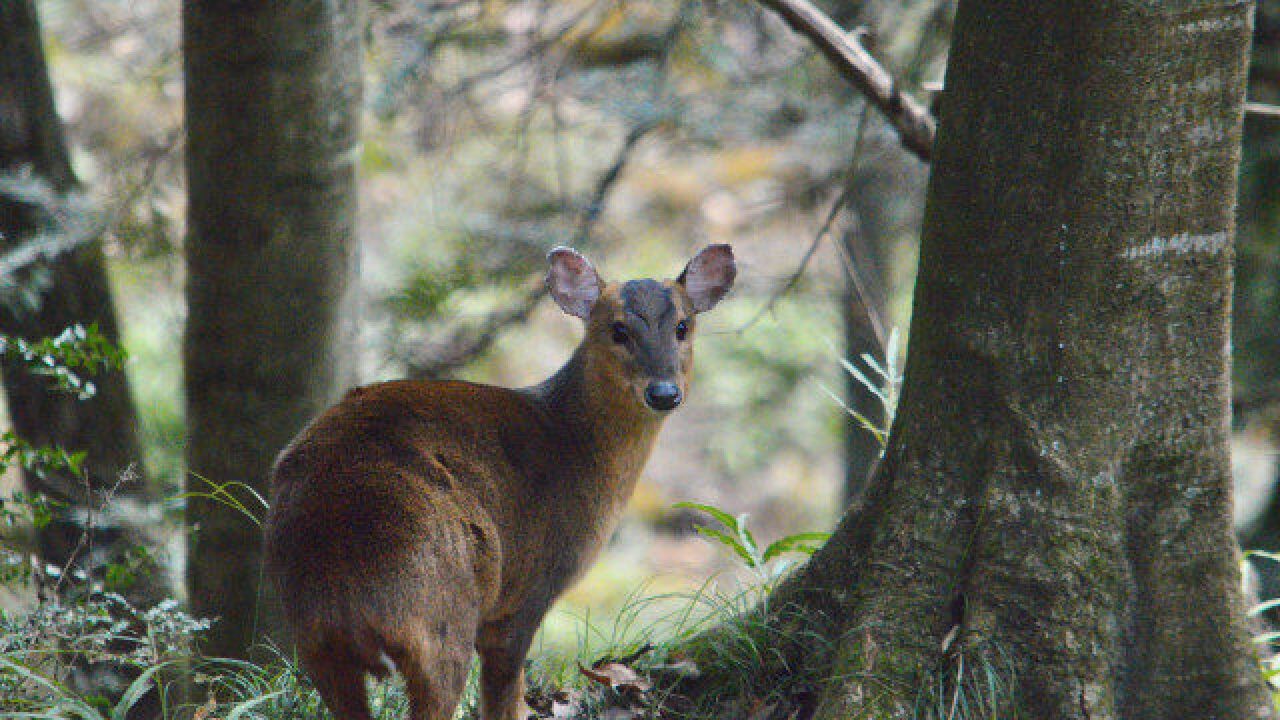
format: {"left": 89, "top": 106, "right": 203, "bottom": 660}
{"left": 0, "top": 560, "right": 821, "bottom": 720}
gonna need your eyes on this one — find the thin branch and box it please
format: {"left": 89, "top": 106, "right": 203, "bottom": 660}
{"left": 407, "top": 121, "right": 656, "bottom": 378}
{"left": 573, "top": 120, "right": 656, "bottom": 245}
{"left": 752, "top": 0, "right": 937, "bottom": 162}
{"left": 737, "top": 101, "right": 875, "bottom": 334}
{"left": 1247, "top": 101, "right": 1280, "bottom": 118}
{"left": 736, "top": 185, "right": 851, "bottom": 333}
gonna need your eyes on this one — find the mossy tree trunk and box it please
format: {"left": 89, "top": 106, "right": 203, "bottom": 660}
{"left": 0, "top": 0, "right": 165, "bottom": 604}
{"left": 755, "top": 1, "right": 1271, "bottom": 717}
{"left": 183, "top": 0, "right": 362, "bottom": 659}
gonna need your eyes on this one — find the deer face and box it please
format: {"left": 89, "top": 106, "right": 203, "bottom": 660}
{"left": 547, "top": 245, "right": 736, "bottom": 413}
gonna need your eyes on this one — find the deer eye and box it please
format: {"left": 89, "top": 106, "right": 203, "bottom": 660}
{"left": 611, "top": 322, "right": 629, "bottom": 344}
{"left": 675, "top": 320, "right": 689, "bottom": 341}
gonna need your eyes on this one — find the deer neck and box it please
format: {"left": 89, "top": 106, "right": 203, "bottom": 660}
{"left": 530, "top": 346, "right": 664, "bottom": 482}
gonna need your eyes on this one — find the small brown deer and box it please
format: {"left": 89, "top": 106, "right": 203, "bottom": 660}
{"left": 264, "top": 245, "right": 735, "bottom": 720}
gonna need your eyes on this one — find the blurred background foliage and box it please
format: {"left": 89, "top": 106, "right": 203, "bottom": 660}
{"left": 1, "top": 0, "right": 1276, "bottom": 666}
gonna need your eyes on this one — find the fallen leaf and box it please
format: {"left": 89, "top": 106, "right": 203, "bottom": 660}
{"left": 578, "top": 661, "right": 653, "bottom": 693}
{"left": 551, "top": 689, "right": 582, "bottom": 718}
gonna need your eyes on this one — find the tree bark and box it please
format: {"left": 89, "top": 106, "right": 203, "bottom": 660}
{"left": 738, "top": 1, "right": 1271, "bottom": 717}
{"left": 0, "top": 0, "right": 164, "bottom": 605}
{"left": 183, "top": 0, "right": 362, "bottom": 659}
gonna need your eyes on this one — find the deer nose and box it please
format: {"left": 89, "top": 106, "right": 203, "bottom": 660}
{"left": 644, "top": 381, "right": 682, "bottom": 411}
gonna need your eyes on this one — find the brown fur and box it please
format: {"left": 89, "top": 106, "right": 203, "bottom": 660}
{"left": 265, "top": 249, "right": 732, "bottom": 720}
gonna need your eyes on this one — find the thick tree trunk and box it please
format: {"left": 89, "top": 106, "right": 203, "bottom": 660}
{"left": 0, "top": 0, "right": 164, "bottom": 604}
{"left": 747, "top": 1, "right": 1271, "bottom": 717}
{"left": 183, "top": 0, "right": 362, "bottom": 658}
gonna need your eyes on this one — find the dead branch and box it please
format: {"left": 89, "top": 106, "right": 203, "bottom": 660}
{"left": 1247, "top": 101, "right": 1280, "bottom": 119}
{"left": 752, "top": 0, "right": 937, "bottom": 162}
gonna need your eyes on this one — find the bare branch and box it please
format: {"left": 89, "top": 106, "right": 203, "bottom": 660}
{"left": 1246, "top": 101, "right": 1280, "bottom": 118}
{"left": 406, "top": 121, "right": 656, "bottom": 378}
{"left": 752, "top": 0, "right": 937, "bottom": 162}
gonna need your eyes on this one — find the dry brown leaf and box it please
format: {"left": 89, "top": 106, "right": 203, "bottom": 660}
{"left": 577, "top": 660, "right": 653, "bottom": 693}
{"left": 551, "top": 689, "right": 582, "bottom": 718}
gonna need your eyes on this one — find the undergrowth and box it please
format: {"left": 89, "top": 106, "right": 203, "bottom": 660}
{"left": 5, "top": 325, "right": 1277, "bottom": 720}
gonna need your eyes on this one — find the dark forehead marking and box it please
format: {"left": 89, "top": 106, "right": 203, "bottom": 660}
{"left": 620, "top": 279, "right": 675, "bottom": 325}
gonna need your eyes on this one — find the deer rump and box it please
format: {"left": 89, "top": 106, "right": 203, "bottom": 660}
{"left": 264, "top": 380, "right": 532, "bottom": 681}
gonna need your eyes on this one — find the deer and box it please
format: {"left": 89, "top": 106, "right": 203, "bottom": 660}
{"left": 264, "top": 244, "right": 736, "bottom": 720}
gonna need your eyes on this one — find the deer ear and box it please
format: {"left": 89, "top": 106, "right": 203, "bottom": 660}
{"left": 678, "top": 244, "right": 736, "bottom": 313}
{"left": 546, "top": 246, "right": 602, "bottom": 319}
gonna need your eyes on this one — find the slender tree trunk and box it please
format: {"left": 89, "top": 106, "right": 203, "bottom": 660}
{"left": 839, "top": 173, "right": 894, "bottom": 507}
{"left": 731, "top": 1, "right": 1270, "bottom": 717}
{"left": 840, "top": 257, "right": 884, "bottom": 506}
{"left": 834, "top": 0, "right": 945, "bottom": 506}
{"left": 183, "top": 0, "right": 362, "bottom": 658}
{"left": 0, "top": 0, "right": 164, "bottom": 605}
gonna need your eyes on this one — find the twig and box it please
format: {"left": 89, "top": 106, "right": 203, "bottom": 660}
{"left": 751, "top": 0, "right": 936, "bottom": 162}
{"left": 736, "top": 185, "right": 851, "bottom": 333}
{"left": 407, "top": 120, "right": 656, "bottom": 378}
{"left": 405, "top": 5, "right": 685, "bottom": 378}
{"left": 737, "top": 101, "right": 875, "bottom": 333}
{"left": 573, "top": 120, "right": 656, "bottom": 245}
{"left": 52, "top": 464, "right": 138, "bottom": 597}
{"left": 1247, "top": 101, "right": 1280, "bottom": 119}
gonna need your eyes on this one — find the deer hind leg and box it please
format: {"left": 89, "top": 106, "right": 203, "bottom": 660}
{"left": 301, "top": 647, "right": 373, "bottom": 720}
{"left": 477, "top": 620, "right": 540, "bottom": 720}
{"left": 387, "top": 620, "right": 476, "bottom": 720}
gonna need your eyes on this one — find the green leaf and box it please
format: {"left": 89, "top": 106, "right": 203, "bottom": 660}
{"left": 1246, "top": 550, "right": 1280, "bottom": 565}
{"left": 226, "top": 690, "right": 288, "bottom": 720}
{"left": 885, "top": 327, "right": 902, "bottom": 373}
{"left": 736, "top": 513, "right": 759, "bottom": 560}
{"left": 111, "top": 664, "right": 167, "bottom": 720}
{"left": 837, "top": 357, "right": 888, "bottom": 404}
{"left": 672, "top": 502, "right": 739, "bottom": 533}
{"left": 762, "top": 532, "right": 831, "bottom": 562}
{"left": 693, "top": 526, "right": 756, "bottom": 568}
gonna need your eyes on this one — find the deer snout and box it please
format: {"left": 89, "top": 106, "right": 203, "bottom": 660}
{"left": 644, "top": 381, "right": 682, "bottom": 411}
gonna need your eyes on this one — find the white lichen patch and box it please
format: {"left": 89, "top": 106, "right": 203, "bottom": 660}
{"left": 1121, "top": 231, "right": 1228, "bottom": 260}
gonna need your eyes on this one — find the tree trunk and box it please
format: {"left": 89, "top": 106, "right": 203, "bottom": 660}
{"left": 840, "top": 244, "right": 885, "bottom": 507}
{"left": 742, "top": 1, "right": 1270, "bottom": 717}
{"left": 183, "top": 0, "right": 362, "bottom": 659}
{"left": 839, "top": 170, "right": 897, "bottom": 506}
{"left": 0, "top": 0, "right": 165, "bottom": 605}
{"left": 831, "top": 0, "right": 941, "bottom": 507}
